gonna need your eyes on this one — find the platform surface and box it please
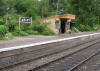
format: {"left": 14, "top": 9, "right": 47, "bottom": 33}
{"left": 0, "top": 32, "right": 98, "bottom": 49}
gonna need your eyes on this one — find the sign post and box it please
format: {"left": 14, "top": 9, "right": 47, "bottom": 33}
{"left": 18, "top": 17, "right": 32, "bottom": 30}
{"left": 19, "top": 16, "right": 21, "bottom": 30}
{"left": 31, "top": 17, "right": 32, "bottom": 25}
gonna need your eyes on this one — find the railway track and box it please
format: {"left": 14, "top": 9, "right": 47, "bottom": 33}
{"left": 69, "top": 49, "right": 100, "bottom": 71}
{"left": 30, "top": 39, "right": 100, "bottom": 71}
{"left": 1, "top": 38, "right": 100, "bottom": 71}
{"left": 72, "top": 49, "right": 100, "bottom": 71}
{"left": 0, "top": 39, "right": 96, "bottom": 70}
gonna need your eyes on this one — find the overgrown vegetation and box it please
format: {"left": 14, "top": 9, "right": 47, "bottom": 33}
{"left": 11, "top": 22, "right": 55, "bottom": 36}
{"left": 0, "top": 0, "right": 100, "bottom": 40}
{"left": 66, "top": 0, "right": 100, "bottom": 32}
{"left": 0, "top": 25, "right": 8, "bottom": 38}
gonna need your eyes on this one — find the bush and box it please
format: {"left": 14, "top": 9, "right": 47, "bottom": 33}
{"left": 21, "top": 23, "right": 30, "bottom": 31}
{"left": 42, "top": 28, "right": 56, "bottom": 36}
{"left": 0, "top": 25, "right": 8, "bottom": 39}
{"left": 25, "top": 9, "right": 36, "bottom": 20}
{"left": 12, "top": 30, "right": 28, "bottom": 36}
{"left": 31, "top": 23, "right": 46, "bottom": 33}
{"left": 25, "top": 30, "right": 39, "bottom": 35}
{"left": 27, "top": 23, "right": 56, "bottom": 36}
{"left": 19, "top": 31, "right": 29, "bottom": 36}
{"left": 5, "top": 33, "right": 14, "bottom": 40}
{"left": 93, "top": 24, "right": 99, "bottom": 30}
{"left": 0, "top": 18, "right": 4, "bottom": 25}
{"left": 6, "top": 22, "right": 17, "bottom": 32}
{"left": 12, "top": 26, "right": 29, "bottom": 36}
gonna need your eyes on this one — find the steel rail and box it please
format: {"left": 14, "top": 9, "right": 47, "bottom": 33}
{"left": 31, "top": 39, "right": 100, "bottom": 71}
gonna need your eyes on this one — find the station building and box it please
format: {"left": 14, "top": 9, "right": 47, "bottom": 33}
{"left": 39, "top": 14, "right": 75, "bottom": 34}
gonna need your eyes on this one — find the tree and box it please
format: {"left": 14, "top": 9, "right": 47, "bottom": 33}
{"left": 37, "top": 0, "right": 50, "bottom": 18}
{"left": 0, "top": 0, "right": 6, "bottom": 16}
{"left": 65, "top": 0, "right": 99, "bottom": 31}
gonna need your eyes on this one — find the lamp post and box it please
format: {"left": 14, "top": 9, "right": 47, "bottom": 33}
{"left": 56, "top": 0, "right": 60, "bottom": 15}
{"left": 6, "top": 6, "right": 10, "bottom": 24}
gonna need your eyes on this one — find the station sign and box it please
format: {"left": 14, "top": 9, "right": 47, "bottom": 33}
{"left": 18, "top": 16, "right": 32, "bottom": 30}
{"left": 20, "top": 17, "right": 32, "bottom": 23}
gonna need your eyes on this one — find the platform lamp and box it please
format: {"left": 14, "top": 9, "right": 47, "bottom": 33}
{"left": 6, "top": 5, "right": 10, "bottom": 24}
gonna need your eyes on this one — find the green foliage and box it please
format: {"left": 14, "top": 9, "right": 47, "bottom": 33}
{"left": 15, "top": 0, "right": 27, "bottom": 13}
{"left": 0, "top": 0, "right": 6, "bottom": 16}
{"left": 6, "top": 23, "right": 17, "bottom": 32}
{"left": 48, "top": 11, "right": 56, "bottom": 16}
{"left": 26, "top": 30, "right": 39, "bottom": 35}
{"left": 12, "top": 30, "right": 28, "bottom": 36}
{"left": 42, "top": 28, "right": 56, "bottom": 36}
{"left": 29, "top": 23, "right": 55, "bottom": 35}
{"left": 4, "top": 11, "right": 18, "bottom": 32}
{"left": 32, "top": 23, "right": 46, "bottom": 33}
{"left": 25, "top": 22, "right": 55, "bottom": 36}
{"left": 0, "top": 0, "right": 100, "bottom": 39}
{"left": 18, "top": 31, "right": 29, "bottom": 36}
{"left": 0, "top": 18, "right": 4, "bottom": 25}
{"left": 21, "top": 23, "right": 30, "bottom": 31}
{"left": 71, "top": 27, "right": 80, "bottom": 33}
{"left": 65, "top": 0, "right": 100, "bottom": 32}
{"left": 25, "top": 9, "right": 36, "bottom": 19}
{"left": 0, "top": 25, "right": 8, "bottom": 39}
{"left": 11, "top": 26, "right": 28, "bottom": 36}
{"left": 8, "top": 11, "right": 19, "bottom": 21}
{"left": 9, "top": 21, "right": 56, "bottom": 36}
{"left": 5, "top": 32, "right": 13, "bottom": 40}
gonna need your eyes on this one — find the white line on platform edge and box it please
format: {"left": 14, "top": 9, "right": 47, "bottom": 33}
{"left": 0, "top": 33, "right": 100, "bottom": 52}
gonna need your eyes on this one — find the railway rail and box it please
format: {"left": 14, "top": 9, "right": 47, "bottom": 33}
{"left": 69, "top": 49, "right": 100, "bottom": 71}
{"left": 73, "top": 51, "right": 100, "bottom": 71}
{"left": 1, "top": 39, "right": 99, "bottom": 71}
{"left": 0, "top": 38, "right": 96, "bottom": 70}
{"left": 1, "top": 33, "right": 100, "bottom": 71}
{"left": 30, "top": 39, "right": 100, "bottom": 71}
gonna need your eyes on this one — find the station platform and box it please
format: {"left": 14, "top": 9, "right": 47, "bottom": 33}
{"left": 0, "top": 32, "right": 99, "bottom": 50}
